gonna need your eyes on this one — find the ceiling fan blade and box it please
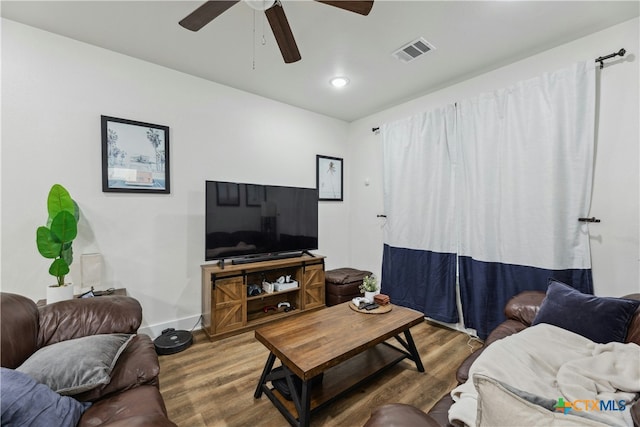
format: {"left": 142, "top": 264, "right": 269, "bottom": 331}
{"left": 314, "top": 1, "right": 374, "bottom": 16}
{"left": 179, "top": 1, "right": 240, "bottom": 31}
{"left": 265, "top": 3, "right": 301, "bottom": 64}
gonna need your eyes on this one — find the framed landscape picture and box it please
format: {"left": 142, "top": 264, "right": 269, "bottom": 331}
{"left": 101, "top": 115, "right": 170, "bottom": 193}
{"left": 316, "top": 155, "right": 343, "bottom": 201}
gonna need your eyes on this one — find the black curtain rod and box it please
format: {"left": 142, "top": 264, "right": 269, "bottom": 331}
{"left": 372, "top": 48, "right": 627, "bottom": 133}
{"left": 595, "top": 48, "right": 626, "bottom": 69}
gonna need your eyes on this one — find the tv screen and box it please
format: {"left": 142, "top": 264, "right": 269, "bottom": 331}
{"left": 205, "top": 181, "right": 318, "bottom": 262}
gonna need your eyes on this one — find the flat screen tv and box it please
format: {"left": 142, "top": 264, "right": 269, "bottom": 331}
{"left": 205, "top": 181, "right": 318, "bottom": 263}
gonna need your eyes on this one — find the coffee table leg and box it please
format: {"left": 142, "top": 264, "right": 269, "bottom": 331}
{"left": 404, "top": 330, "right": 425, "bottom": 372}
{"left": 281, "top": 364, "right": 311, "bottom": 427}
{"left": 298, "top": 380, "right": 312, "bottom": 427}
{"left": 254, "top": 352, "right": 276, "bottom": 398}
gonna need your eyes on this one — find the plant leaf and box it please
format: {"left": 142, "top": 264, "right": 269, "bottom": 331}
{"left": 72, "top": 200, "right": 80, "bottom": 222}
{"left": 61, "top": 244, "right": 73, "bottom": 267}
{"left": 50, "top": 211, "right": 77, "bottom": 243}
{"left": 49, "top": 258, "right": 69, "bottom": 282}
{"left": 47, "top": 184, "right": 75, "bottom": 219}
{"left": 36, "top": 227, "right": 61, "bottom": 258}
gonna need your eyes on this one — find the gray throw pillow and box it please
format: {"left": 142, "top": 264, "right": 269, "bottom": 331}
{"left": 17, "top": 333, "right": 134, "bottom": 395}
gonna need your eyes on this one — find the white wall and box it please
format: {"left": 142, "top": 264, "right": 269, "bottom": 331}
{"left": 347, "top": 18, "right": 640, "bottom": 298}
{"left": 1, "top": 19, "right": 350, "bottom": 335}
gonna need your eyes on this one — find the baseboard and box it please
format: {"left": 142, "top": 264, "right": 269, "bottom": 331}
{"left": 426, "top": 317, "right": 479, "bottom": 340}
{"left": 138, "top": 314, "right": 202, "bottom": 340}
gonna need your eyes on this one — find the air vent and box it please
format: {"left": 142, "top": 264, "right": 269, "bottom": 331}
{"left": 392, "top": 37, "right": 436, "bottom": 63}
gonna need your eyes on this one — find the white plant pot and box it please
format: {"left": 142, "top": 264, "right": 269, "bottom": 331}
{"left": 46, "top": 284, "right": 74, "bottom": 304}
{"left": 364, "top": 290, "right": 379, "bottom": 302}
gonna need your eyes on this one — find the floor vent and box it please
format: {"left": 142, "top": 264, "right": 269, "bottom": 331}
{"left": 392, "top": 37, "right": 435, "bottom": 63}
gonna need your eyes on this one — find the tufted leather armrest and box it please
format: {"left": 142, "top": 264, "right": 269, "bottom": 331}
{"left": 623, "top": 294, "right": 640, "bottom": 347}
{"left": 503, "top": 290, "right": 545, "bottom": 326}
{"left": 37, "top": 295, "right": 142, "bottom": 348}
{"left": 0, "top": 293, "right": 40, "bottom": 368}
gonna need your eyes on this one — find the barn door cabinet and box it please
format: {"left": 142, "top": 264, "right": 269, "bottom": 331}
{"left": 201, "top": 254, "right": 326, "bottom": 341}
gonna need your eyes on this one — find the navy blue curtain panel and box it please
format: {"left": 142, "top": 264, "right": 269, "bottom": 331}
{"left": 382, "top": 244, "right": 459, "bottom": 324}
{"left": 458, "top": 257, "right": 593, "bottom": 339}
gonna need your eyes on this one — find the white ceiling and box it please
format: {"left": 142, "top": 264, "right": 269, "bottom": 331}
{"left": 2, "top": 1, "right": 638, "bottom": 122}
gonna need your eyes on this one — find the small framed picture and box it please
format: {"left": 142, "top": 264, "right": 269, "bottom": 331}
{"left": 316, "top": 155, "right": 343, "bottom": 201}
{"left": 101, "top": 116, "right": 170, "bottom": 193}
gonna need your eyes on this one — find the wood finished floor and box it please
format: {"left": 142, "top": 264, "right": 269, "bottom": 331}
{"left": 158, "top": 319, "right": 482, "bottom": 427}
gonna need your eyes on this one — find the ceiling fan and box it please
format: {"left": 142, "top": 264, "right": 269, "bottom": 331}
{"left": 179, "top": 0, "right": 374, "bottom": 64}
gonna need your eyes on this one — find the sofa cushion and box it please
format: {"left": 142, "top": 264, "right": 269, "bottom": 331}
{"left": 37, "top": 296, "right": 142, "bottom": 347}
{"left": 17, "top": 333, "right": 134, "bottom": 396}
{"left": 475, "top": 374, "right": 608, "bottom": 426}
{"left": 74, "top": 334, "right": 161, "bottom": 402}
{"left": 532, "top": 280, "right": 640, "bottom": 344}
{"left": 1, "top": 367, "right": 91, "bottom": 427}
{"left": 78, "top": 385, "right": 175, "bottom": 427}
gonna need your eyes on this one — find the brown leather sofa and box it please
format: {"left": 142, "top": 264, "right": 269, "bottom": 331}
{"left": 0, "top": 292, "right": 177, "bottom": 427}
{"left": 365, "top": 291, "right": 640, "bottom": 427}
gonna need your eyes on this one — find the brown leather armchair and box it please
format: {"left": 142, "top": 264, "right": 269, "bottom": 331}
{"left": 365, "top": 291, "right": 640, "bottom": 427}
{"left": 0, "top": 292, "right": 177, "bottom": 427}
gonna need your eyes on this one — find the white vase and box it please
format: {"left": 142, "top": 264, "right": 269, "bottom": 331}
{"left": 46, "top": 284, "right": 74, "bottom": 304}
{"left": 364, "top": 290, "right": 379, "bottom": 302}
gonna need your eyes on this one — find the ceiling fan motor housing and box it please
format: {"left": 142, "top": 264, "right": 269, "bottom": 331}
{"left": 245, "top": 0, "right": 276, "bottom": 11}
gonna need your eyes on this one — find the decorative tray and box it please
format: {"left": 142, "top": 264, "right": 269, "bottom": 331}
{"left": 348, "top": 302, "right": 392, "bottom": 314}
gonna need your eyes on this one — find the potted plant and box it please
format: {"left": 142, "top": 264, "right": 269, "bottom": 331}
{"left": 36, "top": 184, "right": 79, "bottom": 303}
{"left": 359, "top": 274, "right": 379, "bottom": 302}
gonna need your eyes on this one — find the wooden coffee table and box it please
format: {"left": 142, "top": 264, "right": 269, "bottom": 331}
{"left": 253, "top": 303, "right": 425, "bottom": 426}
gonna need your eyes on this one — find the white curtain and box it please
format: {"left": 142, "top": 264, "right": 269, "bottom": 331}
{"left": 382, "top": 60, "right": 596, "bottom": 337}
{"left": 458, "top": 61, "right": 595, "bottom": 269}
{"left": 382, "top": 105, "right": 458, "bottom": 252}
{"left": 381, "top": 105, "right": 460, "bottom": 323}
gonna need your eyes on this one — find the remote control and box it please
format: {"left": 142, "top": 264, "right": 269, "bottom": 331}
{"left": 358, "top": 301, "right": 373, "bottom": 310}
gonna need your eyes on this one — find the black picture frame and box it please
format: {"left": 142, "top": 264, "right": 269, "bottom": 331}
{"left": 101, "top": 115, "right": 170, "bottom": 193}
{"left": 216, "top": 182, "right": 240, "bottom": 206}
{"left": 316, "top": 155, "right": 343, "bottom": 201}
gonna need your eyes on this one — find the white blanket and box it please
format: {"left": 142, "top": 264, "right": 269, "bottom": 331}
{"left": 448, "top": 324, "right": 640, "bottom": 427}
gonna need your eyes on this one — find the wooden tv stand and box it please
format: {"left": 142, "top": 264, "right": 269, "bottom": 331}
{"left": 201, "top": 254, "right": 326, "bottom": 341}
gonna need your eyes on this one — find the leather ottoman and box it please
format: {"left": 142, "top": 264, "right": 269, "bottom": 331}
{"left": 325, "top": 268, "right": 373, "bottom": 306}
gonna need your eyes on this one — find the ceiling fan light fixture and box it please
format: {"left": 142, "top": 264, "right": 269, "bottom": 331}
{"left": 179, "top": 0, "right": 374, "bottom": 64}
{"left": 330, "top": 76, "right": 350, "bottom": 88}
{"left": 245, "top": 0, "right": 276, "bottom": 11}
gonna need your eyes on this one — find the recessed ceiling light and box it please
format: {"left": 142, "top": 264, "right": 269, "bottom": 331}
{"left": 330, "top": 77, "right": 350, "bottom": 88}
